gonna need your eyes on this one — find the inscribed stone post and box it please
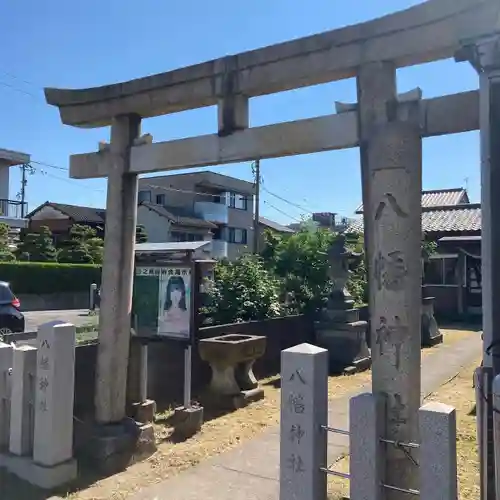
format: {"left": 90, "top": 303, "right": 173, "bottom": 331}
{"left": 9, "top": 345, "right": 37, "bottom": 456}
{"left": 349, "top": 393, "right": 385, "bottom": 500}
{"left": 96, "top": 114, "right": 141, "bottom": 424}
{"left": 279, "top": 343, "right": 328, "bottom": 500}
{"left": 33, "top": 322, "right": 76, "bottom": 466}
{"left": 357, "top": 62, "right": 422, "bottom": 495}
{"left": 0, "top": 342, "right": 13, "bottom": 450}
{"left": 419, "top": 402, "right": 458, "bottom": 500}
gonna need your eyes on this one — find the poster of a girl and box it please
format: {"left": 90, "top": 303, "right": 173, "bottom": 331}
{"left": 158, "top": 275, "right": 190, "bottom": 336}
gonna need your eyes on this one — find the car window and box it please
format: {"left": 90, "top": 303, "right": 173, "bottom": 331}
{"left": 0, "top": 285, "right": 14, "bottom": 302}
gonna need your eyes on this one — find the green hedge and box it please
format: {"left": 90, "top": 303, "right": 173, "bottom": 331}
{"left": 0, "top": 262, "right": 101, "bottom": 294}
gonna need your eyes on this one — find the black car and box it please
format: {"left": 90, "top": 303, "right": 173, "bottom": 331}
{"left": 0, "top": 281, "right": 24, "bottom": 336}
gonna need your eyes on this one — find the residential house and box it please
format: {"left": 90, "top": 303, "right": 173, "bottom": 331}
{"left": 258, "top": 216, "right": 295, "bottom": 250}
{"left": 0, "top": 148, "right": 30, "bottom": 230}
{"left": 137, "top": 171, "right": 255, "bottom": 260}
{"left": 26, "top": 202, "right": 106, "bottom": 244}
{"left": 348, "top": 188, "right": 482, "bottom": 320}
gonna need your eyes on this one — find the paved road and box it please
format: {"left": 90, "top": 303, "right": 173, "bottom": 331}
{"left": 23, "top": 309, "right": 96, "bottom": 332}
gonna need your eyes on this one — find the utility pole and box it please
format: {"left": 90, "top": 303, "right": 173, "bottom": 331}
{"left": 20, "top": 163, "right": 27, "bottom": 217}
{"left": 18, "top": 163, "right": 35, "bottom": 218}
{"left": 252, "top": 159, "right": 261, "bottom": 254}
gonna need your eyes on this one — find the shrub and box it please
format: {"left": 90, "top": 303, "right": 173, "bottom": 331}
{"left": 57, "top": 225, "right": 103, "bottom": 264}
{"left": 202, "top": 255, "right": 284, "bottom": 325}
{"left": 0, "top": 262, "right": 101, "bottom": 294}
{"left": 16, "top": 226, "right": 57, "bottom": 262}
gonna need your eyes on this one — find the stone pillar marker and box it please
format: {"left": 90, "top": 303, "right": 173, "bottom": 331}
{"left": 357, "top": 61, "right": 422, "bottom": 495}
{"left": 33, "top": 321, "right": 76, "bottom": 467}
{"left": 279, "top": 343, "right": 328, "bottom": 500}
{"left": 0, "top": 342, "right": 13, "bottom": 450}
{"left": 419, "top": 402, "right": 458, "bottom": 500}
{"left": 350, "top": 393, "right": 385, "bottom": 500}
{"left": 9, "top": 345, "right": 37, "bottom": 456}
{"left": 96, "top": 114, "right": 141, "bottom": 424}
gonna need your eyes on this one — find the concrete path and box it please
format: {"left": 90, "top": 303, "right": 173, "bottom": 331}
{"left": 132, "top": 334, "right": 482, "bottom": 500}
{"left": 23, "top": 309, "right": 94, "bottom": 331}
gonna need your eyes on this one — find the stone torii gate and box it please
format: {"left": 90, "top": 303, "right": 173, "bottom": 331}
{"left": 45, "top": 0, "right": 499, "bottom": 496}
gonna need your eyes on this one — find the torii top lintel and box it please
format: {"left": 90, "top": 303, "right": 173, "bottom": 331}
{"left": 45, "top": 0, "right": 499, "bottom": 129}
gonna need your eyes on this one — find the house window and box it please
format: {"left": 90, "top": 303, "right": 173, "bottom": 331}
{"left": 234, "top": 194, "right": 248, "bottom": 210}
{"left": 227, "top": 192, "right": 247, "bottom": 210}
{"left": 171, "top": 231, "right": 199, "bottom": 242}
{"left": 138, "top": 190, "right": 151, "bottom": 203}
{"left": 424, "top": 254, "right": 458, "bottom": 285}
{"left": 228, "top": 227, "right": 247, "bottom": 244}
{"left": 156, "top": 194, "right": 165, "bottom": 205}
{"left": 212, "top": 227, "right": 222, "bottom": 240}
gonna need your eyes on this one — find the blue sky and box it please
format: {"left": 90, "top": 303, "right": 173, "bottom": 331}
{"left": 0, "top": 0, "right": 480, "bottom": 224}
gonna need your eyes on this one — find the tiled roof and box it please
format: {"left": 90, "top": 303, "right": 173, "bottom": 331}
{"left": 259, "top": 216, "right": 295, "bottom": 233}
{"left": 355, "top": 188, "right": 469, "bottom": 214}
{"left": 421, "top": 188, "right": 469, "bottom": 207}
{"left": 139, "top": 202, "right": 217, "bottom": 229}
{"left": 347, "top": 204, "right": 481, "bottom": 234}
{"left": 27, "top": 202, "right": 106, "bottom": 223}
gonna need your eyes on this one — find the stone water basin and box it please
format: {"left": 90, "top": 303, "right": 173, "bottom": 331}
{"left": 199, "top": 333, "right": 267, "bottom": 399}
{"left": 199, "top": 333, "right": 266, "bottom": 366}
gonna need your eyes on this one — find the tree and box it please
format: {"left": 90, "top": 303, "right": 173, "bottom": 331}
{"left": 135, "top": 225, "right": 148, "bottom": 244}
{"left": 0, "top": 223, "right": 15, "bottom": 262}
{"left": 261, "top": 227, "right": 336, "bottom": 315}
{"left": 345, "top": 233, "right": 438, "bottom": 307}
{"left": 86, "top": 237, "right": 104, "bottom": 264}
{"left": 16, "top": 226, "right": 57, "bottom": 262}
{"left": 202, "top": 255, "right": 284, "bottom": 325}
{"left": 57, "top": 224, "right": 103, "bottom": 264}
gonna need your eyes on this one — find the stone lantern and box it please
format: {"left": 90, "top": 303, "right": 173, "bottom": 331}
{"left": 315, "top": 235, "right": 371, "bottom": 373}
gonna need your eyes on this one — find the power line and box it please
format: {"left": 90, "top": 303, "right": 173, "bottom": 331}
{"left": 263, "top": 201, "right": 303, "bottom": 223}
{"left": 0, "top": 69, "right": 40, "bottom": 89}
{"left": 30, "top": 159, "right": 68, "bottom": 172}
{"left": 39, "top": 170, "right": 105, "bottom": 192}
{"left": 0, "top": 80, "right": 39, "bottom": 99}
{"left": 262, "top": 187, "right": 311, "bottom": 214}
{"left": 144, "top": 182, "right": 241, "bottom": 200}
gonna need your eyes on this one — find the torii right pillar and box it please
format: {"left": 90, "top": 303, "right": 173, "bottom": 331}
{"left": 458, "top": 35, "right": 500, "bottom": 500}
{"left": 357, "top": 61, "right": 422, "bottom": 498}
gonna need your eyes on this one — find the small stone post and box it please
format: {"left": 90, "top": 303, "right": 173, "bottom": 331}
{"left": 279, "top": 343, "right": 328, "bottom": 500}
{"left": 33, "top": 322, "right": 76, "bottom": 476}
{"left": 492, "top": 374, "right": 500, "bottom": 496}
{"left": 9, "top": 345, "right": 37, "bottom": 456}
{"left": 350, "top": 392, "right": 385, "bottom": 500}
{"left": 419, "top": 402, "right": 458, "bottom": 500}
{"left": 0, "top": 342, "right": 13, "bottom": 450}
{"left": 474, "top": 366, "right": 494, "bottom": 500}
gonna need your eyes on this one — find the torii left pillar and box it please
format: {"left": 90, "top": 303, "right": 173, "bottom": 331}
{"left": 96, "top": 114, "right": 141, "bottom": 424}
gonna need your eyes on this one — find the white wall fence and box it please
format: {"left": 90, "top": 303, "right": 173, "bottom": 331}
{"left": 0, "top": 322, "right": 77, "bottom": 489}
{"left": 279, "top": 344, "right": 458, "bottom": 500}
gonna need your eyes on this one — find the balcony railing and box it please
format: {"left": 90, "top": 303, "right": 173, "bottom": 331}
{"left": 0, "top": 199, "right": 28, "bottom": 219}
{"left": 194, "top": 201, "right": 229, "bottom": 224}
{"left": 210, "top": 240, "right": 228, "bottom": 259}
